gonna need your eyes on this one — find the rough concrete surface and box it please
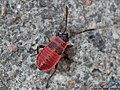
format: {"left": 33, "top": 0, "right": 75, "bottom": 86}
{"left": 0, "top": 0, "right": 120, "bottom": 90}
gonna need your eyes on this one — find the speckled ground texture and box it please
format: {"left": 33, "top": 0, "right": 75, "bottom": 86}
{"left": 0, "top": 0, "right": 120, "bottom": 90}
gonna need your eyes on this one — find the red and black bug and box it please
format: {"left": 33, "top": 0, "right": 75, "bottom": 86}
{"left": 36, "top": 6, "right": 96, "bottom": 88}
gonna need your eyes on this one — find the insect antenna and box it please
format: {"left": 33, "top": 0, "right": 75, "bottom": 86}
{"left": 61, "top": 6, "right": 68, "bottom": 35}
{"left": 69, "top": 17, "right": 120, "bottom": 39}
{"left": 69, "top": 28, "right": 96, "bottom": 38}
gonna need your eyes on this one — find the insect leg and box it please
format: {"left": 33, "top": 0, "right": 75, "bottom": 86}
{"left": 63, "top": 52, "right": 70, "bottom": 60}
{"left": 65, "top": 45, "right": 73, "bottom": 52}
{"left": 61, "top": 45, "right": 73, "bottom": 59}
{"left": 46, "top": 64, "right": 58, "bottom": 88}
{"left": 66, "top": 45, "right": 73, "bottom": 49}
{"left": 36, "top": 45, "right": 45, "bottom": 54}
{"left": 28, "top": 45, "right": 45, "bottom": 53}
{"left": 28, "top": 45, "right": 45, "bottom": 57}
{"left": 56, "top": 31, "right": 60, "bottom": 36}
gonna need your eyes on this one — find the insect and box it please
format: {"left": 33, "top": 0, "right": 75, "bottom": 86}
{"left": 35, "top": 6, "right": 96, "bottom": 88}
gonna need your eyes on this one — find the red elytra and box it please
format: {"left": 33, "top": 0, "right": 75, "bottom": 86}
{"left": 36, "top": 36, "right": 67, "bottom": 71}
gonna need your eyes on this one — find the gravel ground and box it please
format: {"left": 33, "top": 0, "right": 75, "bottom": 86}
{"left": 0, "top": 0, "right": 120, "bottom": 90}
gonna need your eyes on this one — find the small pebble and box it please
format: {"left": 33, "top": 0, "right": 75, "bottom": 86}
{"left": 111, "top": 50, "right": 117, "bottom": 54}
{"left": 88, "top": 21, "right": 96, "bottom": 29}
{"left": 99, "top": 62, "right": 104, "bottom": 67}
{"left": 99, "top": 81, "right": 106, "bottom": 88}
{"left": 80, "top": 16, "right": 85, "bottom": 21}
{"left": 29, "top": 88, "right": 32, "bottom": 90}
{"left": 116, "top": 59, "right": 120, "bottom": 65}
{"left": 17, "top": 4, "right": 21, "bottom": 9}
{"left": 9, "top": 43, "right": 18, "bottom": 52}
{"left": 1, "top": 4, "right": 7, "bottom": 17}
{"left": 66, "top": 80, "right": 75, "bottom": 89}
{"left": 83, "top": 0, "right": 93, "bottom": 6}
{"left": 105, "top": 70, "right": 112, "bottom": 76}
{"left": 112, "top": 31, "right": 119, "bottom": 39}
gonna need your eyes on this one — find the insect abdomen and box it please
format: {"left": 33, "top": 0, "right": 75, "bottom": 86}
{"left": 36, "top": 36, "right": 67, "bottom": 71}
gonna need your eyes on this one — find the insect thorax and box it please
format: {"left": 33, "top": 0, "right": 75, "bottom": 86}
{"left": 48, "top": 36, "right": 67, "bottom": 55}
